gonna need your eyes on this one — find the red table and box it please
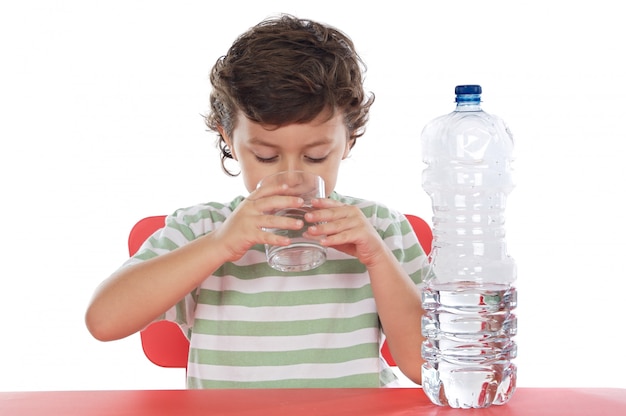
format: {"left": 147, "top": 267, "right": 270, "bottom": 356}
{"left": 1, "top": 387, "right": 625, "bottom": 415}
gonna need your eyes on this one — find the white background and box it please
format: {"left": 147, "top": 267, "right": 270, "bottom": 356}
{"left": 1, "top": 1, "right": 624, "bottom": 391}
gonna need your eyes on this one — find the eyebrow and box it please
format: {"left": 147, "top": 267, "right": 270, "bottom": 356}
{"left": 248, "top": 138, "right": 333, "bottom": 148}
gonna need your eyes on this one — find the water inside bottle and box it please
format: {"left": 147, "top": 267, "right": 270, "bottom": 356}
{"left": 421, "top": 282, "right": 517, "bottom": 408}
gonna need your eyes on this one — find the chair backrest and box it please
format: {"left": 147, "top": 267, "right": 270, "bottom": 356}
{"left": 130, "top": 213, "right": 433, "bottom": 369}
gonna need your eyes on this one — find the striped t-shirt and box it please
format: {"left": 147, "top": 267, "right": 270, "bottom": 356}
{"left": 125, "top": 192, "right": 427, "bottom": 388}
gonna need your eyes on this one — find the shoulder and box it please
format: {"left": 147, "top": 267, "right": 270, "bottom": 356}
{"left": 165, "top": 195, "right": 245, "bottom": 234}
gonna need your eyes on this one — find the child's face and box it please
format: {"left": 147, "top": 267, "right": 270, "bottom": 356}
{"left": 223, "top": 110, "right": 352, "bottom": 195}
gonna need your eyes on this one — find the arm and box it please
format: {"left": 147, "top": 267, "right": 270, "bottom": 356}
{"left": 363, "top": 245, "right": 424, "bottom": 385}
{"left": 85, "top": 231, "right": 230, "bottom": 341}
{"left": 85, "top": 186, "right": 306, "bottom": 342}
{"left": 306, "top": 199, "right": 424, "bottom": 385}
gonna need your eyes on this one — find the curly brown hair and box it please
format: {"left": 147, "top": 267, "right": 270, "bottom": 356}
{"left": 204, "top": 14, "right": 375, "bottom": 176}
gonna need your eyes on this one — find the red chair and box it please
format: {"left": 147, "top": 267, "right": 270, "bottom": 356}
{"left": 129, "top": 213, "right": 433, "bottom": 369}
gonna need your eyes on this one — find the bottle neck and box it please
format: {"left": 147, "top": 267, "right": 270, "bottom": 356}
{"left": 455, "top": 102, "right": 482, "bottom": 112}
{"left": 455, "top": 93, "right": 482, "bottom": 112}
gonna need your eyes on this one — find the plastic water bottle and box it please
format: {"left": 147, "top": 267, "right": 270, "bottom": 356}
{"left": 420, "top": 85, "right": 517, "bottom": 408}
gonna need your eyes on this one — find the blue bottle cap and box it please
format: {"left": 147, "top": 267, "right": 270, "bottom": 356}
{"left": 455, "top": 85, "right": 482, "bottom": 95}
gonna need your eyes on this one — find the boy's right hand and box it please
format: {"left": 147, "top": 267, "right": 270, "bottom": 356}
{"left": 210, "top": 183, "right": 306, "bottom": 263}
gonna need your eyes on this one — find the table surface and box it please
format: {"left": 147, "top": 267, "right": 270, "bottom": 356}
{"left": 2, "top": 387, "right": 626, "bottom": 415}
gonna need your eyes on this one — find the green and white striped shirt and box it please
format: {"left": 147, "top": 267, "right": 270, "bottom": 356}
{"left": 126, "top": 192, "right": 426, "bottom": 388}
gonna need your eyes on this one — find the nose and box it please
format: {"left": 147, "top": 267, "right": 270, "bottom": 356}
{"left": 279, "top": 158, "right": 305, "bottom": 173}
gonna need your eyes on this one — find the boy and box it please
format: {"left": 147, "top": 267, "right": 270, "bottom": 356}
{"left": 86, "top": 14, "right": 426, "bottom": 388}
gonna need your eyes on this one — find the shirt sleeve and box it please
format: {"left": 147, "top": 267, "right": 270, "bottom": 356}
{"left": 365, "top": 203, "right": 428, "bottom": 286}
{"left": 119, "top": 203, "right": 229, "bottom": 338}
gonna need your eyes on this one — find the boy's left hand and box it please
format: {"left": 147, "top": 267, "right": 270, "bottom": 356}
{"left": 304, "top": 198, "right": 386, "bottom": 268}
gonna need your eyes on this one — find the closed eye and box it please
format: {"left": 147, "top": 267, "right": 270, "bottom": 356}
{"left": 255, "top": 155, "right": 278, "bottom": 163}
{"left": 305, "top": 156, "right": 328, "bottom": 163}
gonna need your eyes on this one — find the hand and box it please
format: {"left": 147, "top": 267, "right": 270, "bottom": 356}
{"left": 211, "top": 183, "right": 306, "bottom": 263}
{"left": 304, "top": 198, "right": 388, "bottom": 267}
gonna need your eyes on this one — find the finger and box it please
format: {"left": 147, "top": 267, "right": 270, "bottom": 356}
{"left": 249, "top": 182, "right": 290, "bottom": 200}
{"left": 305, "top": 202, "right": 356, "bottom": 224}
{"left": 252, "top": 195, "right": 305, "bottom": 215}
{"left": 309, "top": 197, "right": 342, "bottom": 208}
{"left": 261, "top": 232, "right": 292, "bottom": 247}
{"left": 306, "top": 215, "right": 359, "bottom": 237}
{"left": 259, "top": 211, "right": 309, "bottom": 247}
{"left": 261, "top": 213, "right": 304, "bottom": 231}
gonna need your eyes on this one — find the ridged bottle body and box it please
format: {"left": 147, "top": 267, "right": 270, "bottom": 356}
{"left": 420, "top": 85, "right": 517, "bottom": 408}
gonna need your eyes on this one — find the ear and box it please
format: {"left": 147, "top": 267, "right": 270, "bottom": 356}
{"left": 218, "top": 125, "right": 238, "bottom": 160}
{"left": 342, "top": 137, "right": 355, "bottom": 159}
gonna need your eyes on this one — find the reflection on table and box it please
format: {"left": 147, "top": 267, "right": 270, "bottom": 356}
{"left": 2, "top": 387, "right": 626, "bottom": 415}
